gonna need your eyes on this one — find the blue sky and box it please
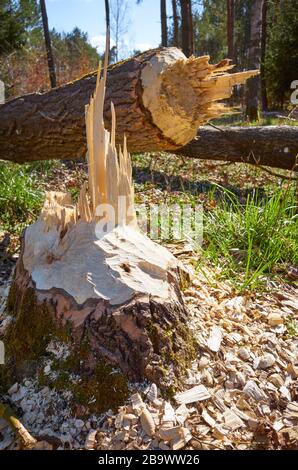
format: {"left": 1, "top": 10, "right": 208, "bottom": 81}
{"left": 46, "top": 0, "right": 172, "bottom": 56}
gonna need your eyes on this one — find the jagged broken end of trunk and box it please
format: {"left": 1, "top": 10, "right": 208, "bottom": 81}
{"left": 5, "top": 53, "right": 197, "bottom": 413}
{"left": 142, "top": 48, "right": 259, "bottom": 147}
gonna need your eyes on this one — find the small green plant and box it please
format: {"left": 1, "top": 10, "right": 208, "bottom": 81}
{"left": 200, "top": 184, "right": 298, "bottom": 291}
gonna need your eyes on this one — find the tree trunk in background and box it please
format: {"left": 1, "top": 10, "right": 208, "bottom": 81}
{"left": 245, "top": 0, "right": 264, "bottom": 121}
{"left": 160, "top": 0, "right": 168, "bottom": 47}
{"left": 227, "top": 0, "right": 234, "bottom": 60}
{"left": 261, "top": 0, "right": 268, "bottom": 111}
{"left": 172, "top": 0, "right": 179, "bottom": 47}
{"left": 180, "top": 0, "right": 193, "bottom": 57}
{"left": 105, "top": 0, "right": 110, "bottom": 30}
{"left": 40, "top": 0, "right": 57, "bottom": 89}
{"left": 104, "top": 0, "right": 111, "bottom": 64}
{"left": 189, "top": 0, "right": 195, "bottom": 55}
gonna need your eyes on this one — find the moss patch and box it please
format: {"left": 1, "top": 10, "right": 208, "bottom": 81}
{"left": 6, "top": 288, "right": 55, "bottom": 362}
{"left": 72, "top": 362, "right": 129, "bottom": 414}
{"left": 6, "top": 286, "right": 72, "bottom": 364}
{"left": 146, "top": 316, "right": 198, "bottom": 390}
{"left": 46, "top": 358, "right": 129, "bottom": 414}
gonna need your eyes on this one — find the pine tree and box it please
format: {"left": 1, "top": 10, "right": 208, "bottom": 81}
{"left": 0, "top": 0, "right": 40, "bottom": 56}
{"left": 172, "top": 0, "right": 179, "bottom": 47}
{"left": 265, "top": 0, "right": 298, "bottom": 107}
{"left": 161, "top": 0, "right": 168, "bottom": 47}
{"left": 180, "top": 0, "right": 194, "bottom": 57}
{"left": 227, "top": 0, "right": 234, "bottom": 60}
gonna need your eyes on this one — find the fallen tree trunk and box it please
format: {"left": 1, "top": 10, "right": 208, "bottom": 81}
{"left": 6, "top": 54, "right": 196, "bottom": 413}
{"left": 178, "top": 126, "right": 298, "bottom": 171}
{"left": 0, "top": 47, "right": 256, "bottom": 163}
{"left": 2, "top": 47, "right": 295, "bottom": 171}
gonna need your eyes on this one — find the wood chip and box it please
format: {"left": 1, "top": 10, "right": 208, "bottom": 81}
{"left": 202, "top": 409, "right": 216, "bottom": 427}
{"left": 268, "top": 313, "right": 284, "bottom": 326}
{"left": 280, "top": 386, "right": 292, "bottom": 401}
{"left": 174, "top": 385, "right": 211, "bottom": 405}
{"left": 140, "top": 408, "right": 156, "bottom": 437}
{"left": 282, "top": 299, "right": 298, "bottom": 311}
{"left": 269, "top": 373, "right": 284, "bottom": 388}
{"left": 131, "top": 393, "right": 144, "bottom": 412}
{"left": 213, "top": 425, "right": 229, "bottom": 439}
{"left": 159, "top": 426, "right": 181, "bottom": 441}
{"left": 147, "top": 383, "right": 158, "bottom": 402}
{"left": 238, "top": 347, "right": 250, "bottom": 361}
{"left": 207, "top": 326, "right": 223, "bottom": 352}
{"left": 284, "top": 402, "right": 298, "bottom": 420}
{"left": 175, "top": 404, "right": 189, "bottom": 425}
{"left": 84, "top": 430, "right": 97, "bottom": 450}
{"left": 201, "top": 369, "right": 214, "bottom": 387}
{"left": 243, "top": 380, "right": 267, "bottom": 402}
{"left": 257, "top": 353, "right": 276, "bottom": 370}
{"left": 287, "top": 363, "right": 298, "bottom": 379}
{"left": 171, "top": 428, "right": 192, "bottom": 450}
{"left": 162, "top": 402, "right": 176, "bottom": 423}
{"left": 223, "top": 409, "right": 245, "bottom": 431}
{"left": 198, "top": 356, "right": 209, "bottom": 369}
{"left": 115, "top": 412, "right": 124, "bottom": 429}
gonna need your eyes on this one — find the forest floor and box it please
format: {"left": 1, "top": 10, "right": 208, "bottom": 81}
{"left": 0, "top": 152, "right": 297, "bottom": 450}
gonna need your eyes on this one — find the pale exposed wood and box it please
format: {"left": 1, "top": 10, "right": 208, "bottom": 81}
{"left": 141, "top": 50, "right": 258, "bottom": 146}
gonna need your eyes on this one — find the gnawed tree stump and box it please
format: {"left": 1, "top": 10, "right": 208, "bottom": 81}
{"left": 6, "top": 56, "right": 196, "bottom": 413}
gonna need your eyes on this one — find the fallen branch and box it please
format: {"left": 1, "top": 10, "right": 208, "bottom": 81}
{"left": 177, "top": 126, "right": 298, "bottom": 171}
{"left": 0, "top": 402, "right": 37, "bottom": 449}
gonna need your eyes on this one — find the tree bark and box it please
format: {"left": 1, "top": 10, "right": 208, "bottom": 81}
{"left": 177, "top": 126, "right": 298, "bottom": 172}
{"left": 0, "top": 47, "right": 257, "bottom": 163}
{"left": 189, "top": 0, "right": 195, "bottom": 55}
{"left": 160, "top": 0, "right": 168, "bottom": 47}
{"left": 245, "top": 0, "right": 264, "bottom": 121}
{"left": 172, "top": 0, "right": 179, "bottom": 47}
{"left": 180, "top": 0, "right": 193, "bottom": 57}
{"left": 227, "top": 0, "right": 235, "bottom": 60}
{"left": 40, "top": 0, "right": 57, "bottom": 89}
{"left": 105, "top": 0, "right": 110, "bottom": 31}
{"left": 261, "top": 0, "right": 268, "bottom": 111}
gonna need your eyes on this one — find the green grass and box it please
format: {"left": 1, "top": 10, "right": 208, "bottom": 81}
{"left": 0, "top": 161, "right": 56, "bottom": 235}
{"left": 200, "top": 184, "right": 298, "bottom": 291}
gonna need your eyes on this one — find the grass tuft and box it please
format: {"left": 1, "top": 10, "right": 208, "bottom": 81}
{"left": 0, "top": 161, "right": 58, "bottom": 235}
{"left": 200, "top": 184, "right": 298, "bottom": 291}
